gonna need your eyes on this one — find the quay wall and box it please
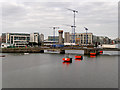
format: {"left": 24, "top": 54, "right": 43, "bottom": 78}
{"left": 0, "top": 48, "right": 44, "bottom": 53}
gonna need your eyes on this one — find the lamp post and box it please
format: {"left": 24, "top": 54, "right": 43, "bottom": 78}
{"left": 84, "top": 27, "right": 88, "bottom": 46}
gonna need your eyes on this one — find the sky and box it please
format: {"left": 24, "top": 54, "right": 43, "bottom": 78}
{"left": 0, "top": 0, "right": 119, "bottom": 39}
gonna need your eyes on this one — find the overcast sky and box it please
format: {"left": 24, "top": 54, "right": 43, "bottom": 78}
{"left": 0, "top": 0, "right": 118, "bottom": 39}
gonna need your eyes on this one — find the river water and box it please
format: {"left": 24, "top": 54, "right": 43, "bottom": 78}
{"left": 1, "top": 50, "right": 119, "bottom": 88}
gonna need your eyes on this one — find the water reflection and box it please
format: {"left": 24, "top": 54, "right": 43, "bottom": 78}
{"left": 99, "top": 52, "right": 103, "bottom": 55}
{"left": 75, "top": 59, "right": 83, "bottom": 61}
{"left": 90, "top": 55, "right": 96, "bottom": 58}
{"left": 62, "top": 62, "right": 72, "bottom": 66}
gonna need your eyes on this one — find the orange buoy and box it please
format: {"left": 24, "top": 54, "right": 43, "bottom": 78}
{"left": 63, "top": 58, "right": 72, "bottom": 62}
{"left": 90, "top": 55, "right": 96, "bottom": 58}
{"left": 75, "top": 59, "right": 82, "bottom": 61}
{"left": 99, "top": 51, "right": 103, "bottom": 53}
{"left": 90, "top": 53, "right": 96, "bottom": 55}
{"left": 75, "top": 56, "right": 83, "bottom": 59}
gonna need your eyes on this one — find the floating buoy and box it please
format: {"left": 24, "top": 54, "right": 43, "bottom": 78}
{"left": 99, "top": 51, "right": 103, "bottom": 53}
{"left": 75, "top": 56, "right": 83, "bottom": 59}
{"left": 24, "top": 53, "right": 29, "bottom": 55}
{"left": 90, "top": 55, "right": 96, "bottom": 58}
{"left": 63, "top": 58, "right": 72, "bottom": 62}
{"left": 63, "top": 62, "right": 71, "bottom": 65}
{"left": 90, "top": 53, "right": 96, "bottom": 56}
{"left": 75, "top": 59, "right": 82, "bottom": 61}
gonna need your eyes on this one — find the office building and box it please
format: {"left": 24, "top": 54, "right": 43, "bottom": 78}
{"left": 58, "top": 30, "right": 64, "bottom": 44}
{"left": 4, "top": 33, "right": 30, "bottom": 47}
{"left": 48, "top": 36, "right": 59, "bottom": 42}
{"left": 70, "top": 33, "right": 93, "bottom": 45}
{"left": 64, "top": 32, "right": 70, "bottom": 43}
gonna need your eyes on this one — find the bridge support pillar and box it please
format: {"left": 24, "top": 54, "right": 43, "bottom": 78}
{"left": 60, "top": 50, "right": 65, "bottom": 54}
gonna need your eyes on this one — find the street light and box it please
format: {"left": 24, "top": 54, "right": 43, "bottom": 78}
{"left": 84, "top": 27, "right": 88, "bottom": 46}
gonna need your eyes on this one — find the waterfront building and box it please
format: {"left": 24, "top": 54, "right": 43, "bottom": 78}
{"left": 44, "top": 40, "right": 58, "bottom": 46}
{"left": 64, "top": 32, "right": 70, "bottom": 43}
{"left": 30, "top": 32, "right": 39, "bottom": 43}
{"left": 39, "top": 34, "right": 44, "bottom": 45}
{"left": 69, "top": 33, "right": 93, "bottom": 45}
{"left": 29, "top": 32, "right": 44, "bottom": 46}
{"left": 3, "top": 33, "right": 30, "bottom": 47}
{"left": 0, "top": 36, "right": 2, "bottom": 46}
{"left": 58, "top": 30, "right": 64, "bottom": 45}
{"left": 113, "top": 37, "right": 120, "bottom": 44}
{"left": 1, "top": 33, "right": 6, "bottom": 43}
{"left": 39, "top": 34, "right": 44, "bottom": 42}
{"left": 1, "top": 32, "right": 44, "bottom": 47}
{"left": 48, "top": 36, "right": 59, "bottom": 42}
{"left": 93, "top": 35, "right": 112, "bottom": 44}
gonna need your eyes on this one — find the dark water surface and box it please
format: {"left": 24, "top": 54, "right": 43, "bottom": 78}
{"left": 2, "top": 51, "right": 118, "bottom": 88}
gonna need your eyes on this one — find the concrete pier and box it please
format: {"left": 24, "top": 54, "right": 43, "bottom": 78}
{"left": 84, "top": 49, "right": 99, "bottom": 55}
{"left": 1, "top": 48, "right": 44, "bottom": 53}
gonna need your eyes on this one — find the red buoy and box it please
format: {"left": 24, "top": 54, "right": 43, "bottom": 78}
{"left": 99, "top": 51, "right": 103, "bottom": 53}
{"left": 75, "top": 59, "right": 82, "bottom": 61}
{"left": 90, "top": 55, "right": 96, "bottom": 58}
{"left": 63, "top": 58, "right": 72, "bottom": 62}
{"left": 75, "top": 56, "right": 83, "bottom": 59}
{"left": 90, "top": 53, "right": 96, "bottom": 55}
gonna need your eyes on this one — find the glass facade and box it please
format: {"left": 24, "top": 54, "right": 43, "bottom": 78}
{"left": 48, "top": 36, "right": 59, "bottom": 41}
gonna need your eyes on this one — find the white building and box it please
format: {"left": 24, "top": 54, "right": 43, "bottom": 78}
{"left": 5, "top": 33, "right": 30, "bottom": 47}
{"left": 30, "top": 32, "right": 39, "bottom": 43}
{"left": 39, "top": 34, "right": 44, "bottom": 43}
{"left": 64, "top": 32, "right": 70, "bottom": 43}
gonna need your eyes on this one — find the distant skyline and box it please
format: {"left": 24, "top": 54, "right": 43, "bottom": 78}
{"left": 0, "top": 0, "right": 118, "bottom": 39}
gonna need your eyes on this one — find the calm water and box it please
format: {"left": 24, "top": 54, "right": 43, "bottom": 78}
{"left": 2, "top": 50, "right": 119, "bottom": 88}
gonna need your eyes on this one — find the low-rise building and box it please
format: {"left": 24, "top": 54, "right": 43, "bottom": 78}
{"left": 69, "top": 33, "right": 93, "bottom": 45}
{"left": 48, "top": 36, "right": 59, "bottom": 42}
{"left": 44, "top": 40, "right": 58, "bottom": 46}
{"left": 93, "top": 35, "right": 112, "bottom": 44}
{"left": 2, "top": 32, "right": 44, "bottom": 47}
{"left": 4, "top": 33, "right": 30, "bottom": 47}
{"left": 64, "top": 32, "right": 70, "bottom": 43}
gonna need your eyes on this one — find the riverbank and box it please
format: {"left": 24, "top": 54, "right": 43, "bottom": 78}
{"left": 0, "top": 48, "right": 44, "bottom": 53}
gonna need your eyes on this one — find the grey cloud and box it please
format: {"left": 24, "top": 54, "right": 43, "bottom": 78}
{"left": 1, "top": 2, "right": 118, "bottom": 39}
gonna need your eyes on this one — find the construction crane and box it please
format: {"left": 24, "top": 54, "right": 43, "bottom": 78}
{"left": 63, "top": 24, "right": 76, "bottom": 43}
{"left": 67, "top": 8, "right": 78, "bottom": 43}
{"left": 49, "top": 27, "right": 59, "bottom": 45}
